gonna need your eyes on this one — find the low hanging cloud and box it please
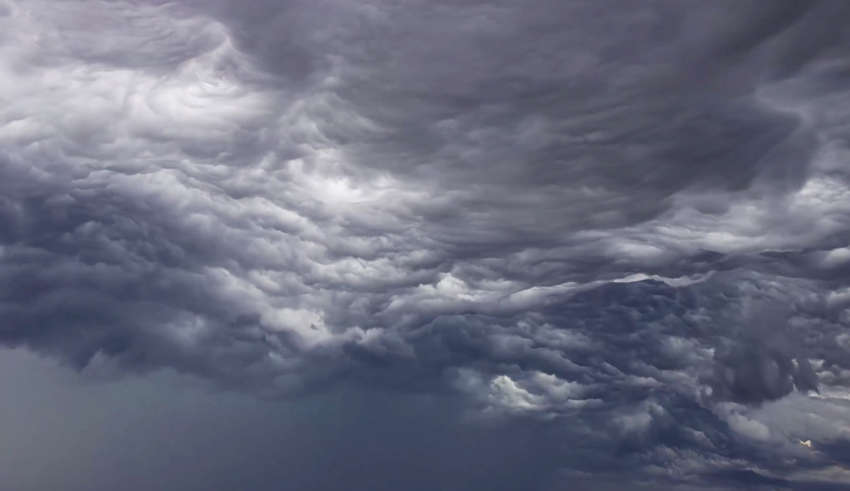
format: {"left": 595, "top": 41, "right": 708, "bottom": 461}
{"left": 2, "top": 0, "right": 850, "bottom": 488}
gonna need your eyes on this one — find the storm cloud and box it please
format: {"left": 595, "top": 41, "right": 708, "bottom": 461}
{"left": 2, "top": 0, "right": 850, "bottom": 489}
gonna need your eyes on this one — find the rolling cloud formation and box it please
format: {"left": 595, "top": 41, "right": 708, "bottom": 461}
{"left": 2, "top": 1, "right": 850, "bottom": 488}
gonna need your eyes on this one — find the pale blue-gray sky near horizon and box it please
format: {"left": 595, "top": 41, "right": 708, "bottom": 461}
{"left": 2, "top": 1, "right": 850, "bottom": 489}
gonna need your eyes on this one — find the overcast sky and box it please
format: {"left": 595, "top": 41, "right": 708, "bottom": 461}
{"left": 2, "top": 1, "right": 850, "bottom": 489}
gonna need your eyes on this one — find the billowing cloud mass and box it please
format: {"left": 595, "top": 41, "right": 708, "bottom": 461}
{"left": 2, "top": 0, "right": 850, "bottom": 488}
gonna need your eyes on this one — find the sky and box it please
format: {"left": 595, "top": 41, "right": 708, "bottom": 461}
{"left": 1, "top": 0, "right": 850, "bottom": 489}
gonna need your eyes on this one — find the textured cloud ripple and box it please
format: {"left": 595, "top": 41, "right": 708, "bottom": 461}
{"left": 2, "top": 1, "right": 850, "bottom": 489}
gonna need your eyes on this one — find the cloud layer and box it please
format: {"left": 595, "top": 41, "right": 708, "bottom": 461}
{"left": 2, "top": 0, "right": 850, "bottom": 488}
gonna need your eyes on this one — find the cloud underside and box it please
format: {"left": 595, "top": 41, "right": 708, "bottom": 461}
{"left": 2, "top": 0, "right": 850, "bottom": 488}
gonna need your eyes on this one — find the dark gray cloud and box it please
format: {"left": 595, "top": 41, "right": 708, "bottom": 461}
{"left": 2, "top": 0, "right": 850, "bottom": 488}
